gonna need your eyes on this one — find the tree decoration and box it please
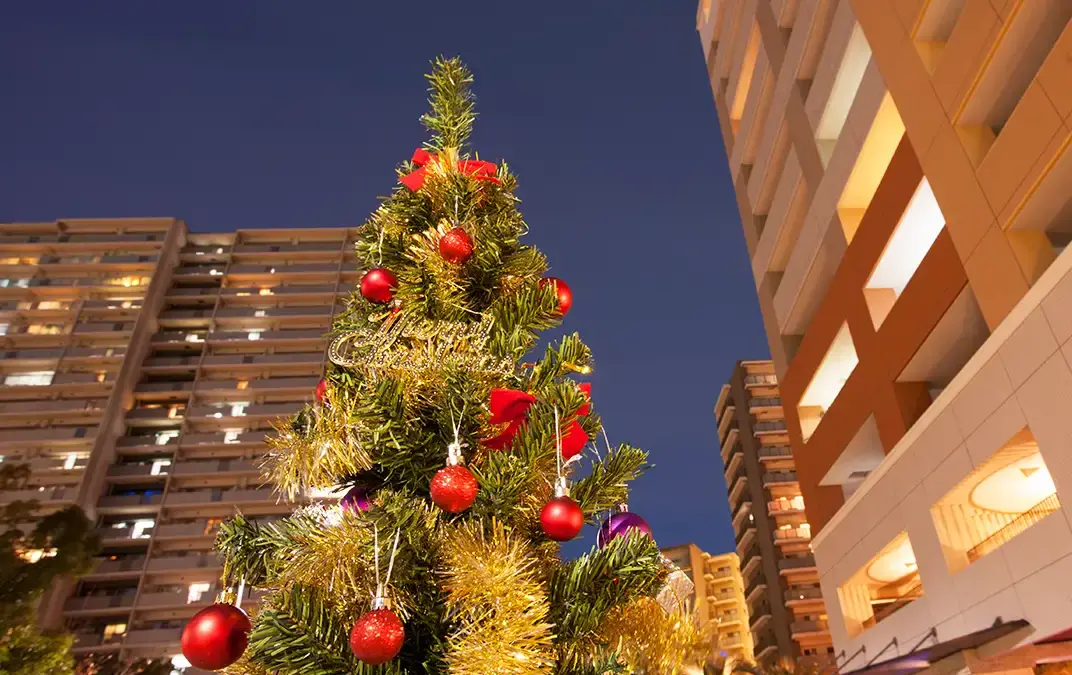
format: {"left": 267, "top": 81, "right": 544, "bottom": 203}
{"left": 430, "top": 409, "right": 479, "bottom": 513}
{"left": 210, "top": 57, "right": 670, "bottom": 675}
{"left": 180, "top": 599, "right": 251, "bottom": 671}
{"left": 540, "top": 409, "right": 585, "bottom": 542}
{"left": 314, "top": 378, "right": 329, "bottom": 405}
{"left": 350, "top": 528, "right": 405, "bottom": 665}
{"left": 439, "top": 227, "right": 474, "bottom": 265}
{"left": 360, "top": 267, "right": 398, "bottom": 304}
{"left": 596, "top": 596, "right": 712, "bottom": 675}
{"left": 541, "top": 277, "right": 573, "bottom": 316}
{"left": 340, "top": 484, "right": 373, "bottom": 514}
{"left": 598, "top": 505, "right": 653, "bottom": 548}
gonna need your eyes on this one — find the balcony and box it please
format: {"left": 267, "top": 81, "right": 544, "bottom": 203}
{"left": 207, "top": 329, "right": 326, "bottom": 343}
{"left": 227, "top": 263, "right": 338, "bottom": 275}
{"left": 967, "top": 493, "right": 1060, "bottom": 563}
{"left": 97, "top": 493, "right": 163, "bottom": 511}
{"left": 774, "top": 526, "right": 812, "bottom": 544}
{"left": 0, "top": 427, "right": 96, "bottom": 449}
{"left": 718, "top": 406, "right": 736, "bottom": 443}
{"left": 749, "top": 396, "right": 782, "bottom": 411}
{"left": 137, "top": 587, "right": 219, "bottom": 609}
{"left": 200, "top": 352, "right": 323, "bottom": 367}
{"left": 744, "top": 374, "right": 778, "bottom": 387}
{"left": 720, "top": 428, "right": 740, "bottom": 464}
{"left": 769, "top": 496, "right": 806, "bottom": 514}
{"left": 134, "top": 381, "right": 194, "bottom": 394}
{"left": 758, "top": 446, "right": 793, "bottom": 461}
{"left": 219, "top": 284, "right": 338, "bottom": 296}
{"left": 785, "top": 587, "right": 824, "bottom": 605}
{"left": 763, "top": 471, "right": 798, "bottom": 487}
{"left": 232, "top": 242, "right": 341, "bottom": 254}
{"left": 778, "top": 555, "right": 817, "bottom": 574}
{"left": 64, "top": 594, "right": 136, "bottom": 613}
{"left": 724, "top": 451, "right": 744, "bottom": 484}
{"left": 728, "top": 470, "right": 749, "bottom": 506}
{"left": 0, "top": 486, "right": 76, "bottom": 504}
{"left": 164, "top": 488, "right": 275, "bottom": 506}
{"left": 790, "top": 619, "right": 830, "bottom": 637}
{"left": 753, "top": 420, "right": 788, "bottom": 435}
{"left": 145, "top": 553, "right": 220, "bottom": 572}
{"left": 123, "top": 627, "right": 183, "bottom": 646}
{"left": 88, "top": 556, "right": 147, "bottom": 576}
{"left": 180, "top": 430, "right": 268, "bottom": 446}
{"left": 154, "top": 521, "right": 217, "bottom": 539}
{"left": 171, "top": 458, "right": 259, "bottom": 476}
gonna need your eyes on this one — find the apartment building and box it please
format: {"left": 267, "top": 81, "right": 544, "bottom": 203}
{"left": 717, "top": 360, "right": 833, "bottom": 667}
{"left": 698, "top": 0, "right": 1072, "bottom": 674}
{"left": 0, "top": 218, "right": 359, "bottom": 671}
{"left": 663, "top": 543, "right": 756, "bottom": 663}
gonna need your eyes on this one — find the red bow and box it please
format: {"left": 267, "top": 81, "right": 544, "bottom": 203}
{"left": 484, "top": 383, "right": 592, "bottom": 459}
{"left": 400, "top": 148, "right": 500, "bottom": 192}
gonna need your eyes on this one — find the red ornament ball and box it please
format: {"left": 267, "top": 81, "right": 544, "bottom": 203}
{"left": 540, "top": 496, "right": 584, "bottom": 541}
{"left": 181, "top": 603, "right": 251, "bottom": 671}
{"left": 430, "top": 465, "right": 478, "bottom": 513}
{"left": 540, "top": 277, "right": 573, "bottom": 316}
{"left": 350, "top": 608, "right": 405, "bottom": 665}
{"left": 314, "top": 378, "right": 329, "bottom": 404}
{"left": 361, "top": 268, "right": 398, "bottom": 304}
{"left": 438, "top": 227, "right": 473, "bottom": 265}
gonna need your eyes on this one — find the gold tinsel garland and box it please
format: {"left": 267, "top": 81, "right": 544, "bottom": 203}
{"left": 440, "top": 520, "right": 555, "bottom": 675}
{"left": 596, "top": 597, "right": 713, "bottom": 675}
{"left": 262, "top": 385, "right": 372, "bottom": 501}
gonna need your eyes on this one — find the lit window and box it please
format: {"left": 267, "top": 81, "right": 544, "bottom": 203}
{"left": 36, "top": 301, "right": 63, "bottom": 310}
{"left": 131, "top": 519, "right": 155, "bottom": 539}
{"left": 0, "top": 279, "right": 30, "bottom": 288}
{"left": 185, "top": 333, "right": 203, "bottom": 343}
{"left": 19, "top": 548, "right": 57, "bottom": 563}
{"left": 150, "top": 459, "right": 172, "bottom": 476}
{"left": 0, "top": 324, "right": 8, "bottom": 336}
{"left": 254, "top": 310, "right": 266, "bottom": 317}
{"left": 103, "top": 623, "right": 127, "bottom": 641}
{"left": 258, "top": 288, "right": 273, "bottom": 296}
{"left": 4, "top": 371, "right": 55, "bottom": 386}
{"left": 223, "top": 430, "right": 242, "bottom": 444}
{"left": 63, "top": 453, "right": 78, "bottom": 470}
{"left": 209, "top": 269, "right": 221, "bottom": 276}
{"left": 236, "top": 380, "right": 249, "bottom": 390}
{"left": 167, "top": 405, "right": 183, "bottom": 419}
{"left": 215, "top": 247, "right": 224, "bottom": 254}
{"left": 187, "top": 582, "right": 211, "bottom": 604}
{"left": 797, "top": 324, "right": 858, "bottom": 442}
{"left": 213, "top": 412, "right": 224, "bottom": 419}
{"left": 247, "top": 331, "right": 261, "bottom": 341}
{"left": 863, "top": 179, "right": 946, "bottom": 328}
{"left": 230, "top": 403, "right": 248, "bottom": 417}
{"left": 95, "top": 371, "right": 107, "bottom": 383}
{"left": 121, "top": 300, "right": 133, "bottom": 309}
{"left": 155, "top": 430, "right": 179, "bottom": 445}
{"left": 269, "top": 268, "right": 276, "bottom": 274}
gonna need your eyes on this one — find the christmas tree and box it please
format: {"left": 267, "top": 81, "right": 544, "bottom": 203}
{"left": 187, "top": 57, "right": 711, "bottom": 675}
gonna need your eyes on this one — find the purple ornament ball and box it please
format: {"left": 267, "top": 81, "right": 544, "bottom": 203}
{"left": 597, "top": 511, "right": 653, "bottom": 547}
{"left": 340, "top": 485, "right": 372, "bottom": 514}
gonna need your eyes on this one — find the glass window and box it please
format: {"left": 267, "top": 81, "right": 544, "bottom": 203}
{"left": 4, "top": 371, "right": 55, "bottom": 386}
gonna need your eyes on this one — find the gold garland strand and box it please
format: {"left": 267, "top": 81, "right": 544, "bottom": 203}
{"left": 440, "top": 520, "right": 555, "bottom": 675}
{"left": 596, "top": 596, "right": 714, "bottom": 675}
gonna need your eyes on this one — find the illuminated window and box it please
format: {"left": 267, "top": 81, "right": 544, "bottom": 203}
{"left": 154, "top": 430, "right": 179, "bottom": 445}
{"left": 864, "top": 179, "right": 946, "bottom": 328}
{"left": 0, "top": 279, "right": 30, "bottom": 288}
{"left": 236, "top": 380, "right": 249, "bottom": 390}
{"left": 230, "top": 403, "right": 248, "bottom": 417}
{"left": 729, "top": 24, "right": 761, "bottom": 135}
{"left": 247, "top": 331, "right": 261, "bottom": 341}
{"left": 131, "top": 519, "right": 155, "bottom": 539}
{"left": 815, "top": 26, "right": 872, "bottom": 166}
{"left": 185, "top": 333, "right": 204, "bottom": 343}
{"left": 187, "top": 582, "right": 211, "bottom": 604}
{"left": 63, "top": 453, "right": 78, "bottom": 470}
{"left": 837, "top": 94, "right": 906, "bottom": 242}
{"left": 150, "top": 459, "right": 172, "bottom": 476}
{"left": 254, "top": 310, "right": 266, "bottom": 317}
{"left": 258, "top": 288, "right": 274, "bottom": 296}
{"left": 4, "top": 371, "right": 55, "bottom": 386}
{"left": 26, "top": 324, "right": 62, "bottom": 335}
{"left": 216, "top": 247, "right": 224, "bottom": 254}
{"left": 36, "top": 301, "right": 64, "bottom": 310}
{"left": 269, "top": 268, "right": 277, "bottom": 274}
{"left": 209, "top": 269, "right": 222, "bottom": 276}
{"left": 797, "top": 324, "right": 858, "bottom": 442}
{"left": 0, "top": 324, "right": 8, "bottom": 336}
{"left": 167, "top": 405, "right": 184, "bottom": 419}
{"left": 839, "top": 532, "right": 921, "bottom": 636}
{"left": 103, "top": 623, "right": 127, "bottom": 641}
{"left": 223, "top": 430, "right": 242, "bottom": 444}
{"left": 95, "top": 371, "right": 107, "bottom": 383}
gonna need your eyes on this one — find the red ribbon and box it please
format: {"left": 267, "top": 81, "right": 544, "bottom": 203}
{"left": 484, "top": 383, "right": 592, "bottom": 459}
{"left": 400, "top": 148, "right": 500, "bottom": 192}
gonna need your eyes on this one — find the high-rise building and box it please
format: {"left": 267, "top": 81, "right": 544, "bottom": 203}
{"left": 699, "top": 0, "right": 1072, "bottom": 673}
{"left": 662, "top": 543, "right": 756, "bottom": 663}
{"left": 0, "top": 218, "right": 359, "bottom": 670}
{"left": 717, "top": 360, "right": 832, "bottom": 667}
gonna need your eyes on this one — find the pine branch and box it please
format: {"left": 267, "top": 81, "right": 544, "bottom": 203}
{"left": 548, "top": 533, "right": 668, "bottom": 671}
{"left": 420, "top": 56, "right": 476, "bottom": 151}
{"left": 245, "top": 585, "right": 374, "bottom": 675}
{"left": 523, "top": 333, "right": 594, "bottom": 392}
{"left": 570, "top": 444, "right": 649, "bottom": 517}
{"left": 488, "top": 282, "right": 562, "bottom": 360}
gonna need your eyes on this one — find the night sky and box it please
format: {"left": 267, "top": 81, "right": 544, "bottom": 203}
{"left": 0, "top": 2, "right": 768, "bottom": 557}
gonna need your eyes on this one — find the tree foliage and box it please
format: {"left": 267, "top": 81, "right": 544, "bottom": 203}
{"left": 0, "top": 464, "right": 101, "bottom": 675}
{"left": 215, "top": 57, "right": 695, "bottom": 675}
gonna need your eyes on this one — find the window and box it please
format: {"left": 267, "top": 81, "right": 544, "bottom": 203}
{"left": 63, "top": 453, "right": 78, "bottom": 470}
{"left": 223, "top": 430, "right": 242, "bottom": 444}
{"left": 230, "top": 403, "right": 248, "bottom": 417}
{"left": 184, "top": 333, "right": 204, "bottom": 343}
{"left": 0, "top": 278, "right": 30, "bottom": 288}
{"left": 103, "top": 623, "right": 127, "bottom": 641}
{"left": 150, "top": 459, "right": 172, "bottom": 476}
{"left": 258, "top": 288, "right": 273, "bottom": 296}
{"left": 247, "top": 331, "right": 262, "bottom": 341}
{"left": 931, "top": 427, "right": 1059, "bottom": 573}
{"left": 131, "top": 519, "right": 155, "bottom": 539}
{"left": 254, "top": 310, "right": 266, "bottom": 317}
{"left": 26, "top": 324, "right": 62, "bottom": 335}
{"left": 838, "top": 531, "right": 922, "bottom": 636}
{"left": 4, "top": 371, "right": 55, "bottom": 386}
{"left": 0, "top": 324, "right": 7, "bottom": 336}
{"left": 797, "top": 324, "right": 858, "bottom": 441}
{"left": 836, "top": 94, "right": 906, "bottom": 242}
{"left": 864, "top": 179, "right": 946, "bottom": 328}
{"left": 815, "top": 25, "right": 872, "bottom": 166}
{"left": 186, "top": 583, "right": 211, "bottom": 604}
{"left": 154, "top": 430, "right": 179, "bottom": 446}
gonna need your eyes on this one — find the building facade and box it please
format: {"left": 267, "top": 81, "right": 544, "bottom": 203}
{"left": 0, "top": 218, "right": 359, "bottom": 672}
{"left": 699, "top": 0, "right": 1072, "bottom": 673}
{"left": 663, "top": 543, "right": 756, "bottom": 663}
{"left": 717, "top": 360, "right": 833, "bottom": 666}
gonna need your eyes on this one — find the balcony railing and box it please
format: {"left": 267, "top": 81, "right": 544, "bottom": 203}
{"left": 744, "top": 374, "right": 778, "bottom": 386}
{"left": 763, "top": 471, "right": 798, "bottom": 485}
{"left": 777, "top": 555, "right": 816, "bottom": 571}
{"left": 758, "top": 446, "right": 793, "bottom": 459}
{"left": 967, "top": 493, "right": 1059, "bottom": 562}
{"left": 754, "top": 420, "right": 788, "bottom": 433}
{"left": 785, "top": 587, "right": 823, "bottom": 603}
{"left": 865, "top": 579, "right": 923, "bottom": 628}
{"left": 790, "top": 619, "right": 829, "bottom": 635}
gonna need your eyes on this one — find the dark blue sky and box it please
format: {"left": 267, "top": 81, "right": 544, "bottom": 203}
{"left": 0, "top": 2, "right": 769, "bottom": 556}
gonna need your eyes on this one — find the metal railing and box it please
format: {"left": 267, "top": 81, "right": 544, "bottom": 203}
{"left": 865, "top": 579, "right": 922, "bottom": 627}
{"left": 966, "top": 493, "right": 1059, "bottom": 562}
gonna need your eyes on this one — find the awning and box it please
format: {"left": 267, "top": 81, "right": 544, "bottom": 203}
{"left": 841, "top": 620, "right": 1032, "bottom": 675}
